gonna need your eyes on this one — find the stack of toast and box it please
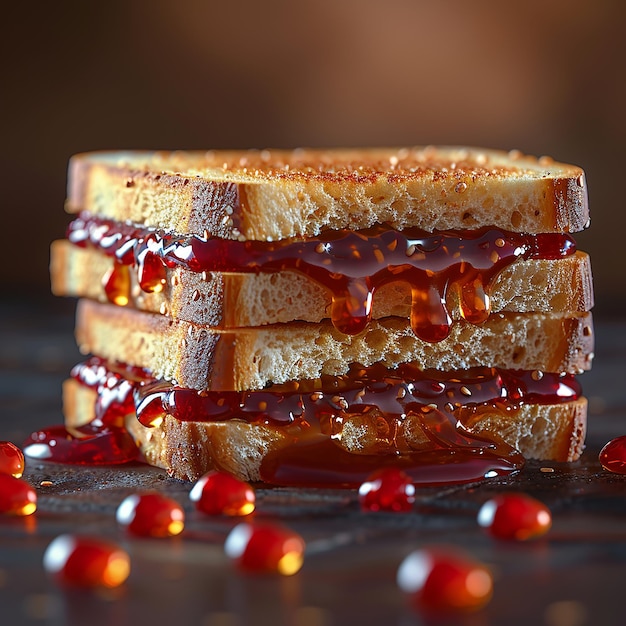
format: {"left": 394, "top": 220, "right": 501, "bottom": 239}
{"left": 47, "top": 147, "right": 594, "bottom": 486}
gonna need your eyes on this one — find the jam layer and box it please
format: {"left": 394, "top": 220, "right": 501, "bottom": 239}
{"left": 25, "top": 358, "right": 581, "bottom": 487}
{"left": 68, "top": 214, "right": 576, "bottom": 342}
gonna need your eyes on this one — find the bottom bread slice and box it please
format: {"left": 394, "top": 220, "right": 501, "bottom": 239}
{"left": 63, "top": 377, "right": 587, "bottom": 483}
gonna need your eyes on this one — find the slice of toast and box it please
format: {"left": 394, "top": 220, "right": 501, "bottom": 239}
{"left": 51, "top": 241, "right": 594, "bottom": 327}
{"left": 63, "top": 378, "right": 587, "bottom": 481}
{"left": 66, "top": 147, "right": 589, "bottom": 240}
{"left": 75, "top": 299, "right": 594, "bottom": 392}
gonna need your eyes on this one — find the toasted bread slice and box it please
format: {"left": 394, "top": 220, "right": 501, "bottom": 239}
{"left": 51, "top": 241, "right": 594, "bottom": 326}
{"left": 66, "top": 148, "right": 589, "bottom": 240}
{"left": 74, "top": 299, "right": 594, "bottom": 392}
{"left": 62, "top": 378, "right": 587, "bottom": 481}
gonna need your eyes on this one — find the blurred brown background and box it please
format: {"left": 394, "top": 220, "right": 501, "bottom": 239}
{"left": 1, "top": 0, "right": 624, "bottom": 315}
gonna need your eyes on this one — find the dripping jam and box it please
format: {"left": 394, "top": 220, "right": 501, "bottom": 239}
{"left": 67, "top": 213, "right": 576, "bottom": 342}
{"left": 23, "top": 360, "right": 144, "bottom": 466}
{"left": 27, "top": 357, "right": 582, "bottom": 487}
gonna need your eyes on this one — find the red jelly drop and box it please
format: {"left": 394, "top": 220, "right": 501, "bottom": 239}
{"left": 43, "top": 534, "right": 130, "bottom": 588}
{"left": 0, "top": 441, "right": 25, "bottom": 478}
{"left": 116, "top": 492, "right": 185, "bottom": 537}
{"left": 224, "top": 523, "right": 305, "bottom": 575}
{"left": 103, "top": 262, "right": 131, "bottom": 306}
{"left": 599, "top": 436, "right": 626, "bottom": 474}
{"left": 138, "top": 249, "right": 167, "bottom": 293}
{"left": 0, "top": 474, "right": 37, "bottom": 516}
{"left": 358, "top": 467, "right": 416, "bottom": 512}
{"left": 189, "top": 471, "right": 255, "bottom": 516}
{"left": 477, "top": 493, "right": 552, "bottom": 540}
{"left": 397, "top": 547, "right": 493, "bottom": 612}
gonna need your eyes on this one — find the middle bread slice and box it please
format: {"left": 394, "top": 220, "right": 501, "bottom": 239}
{"left": 75, "top": 299, "right": 594, "bottom": 392}
{"left": 53, "top": 240, "right": 593, "bottom": 327}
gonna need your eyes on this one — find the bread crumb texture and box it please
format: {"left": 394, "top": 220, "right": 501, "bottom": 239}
{"left": 68, "top": 147, "right": 589, "bottom": 239}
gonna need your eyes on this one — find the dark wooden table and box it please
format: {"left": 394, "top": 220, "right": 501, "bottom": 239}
{"left": 1, "top": 299, "right": 625, "bottom": 626}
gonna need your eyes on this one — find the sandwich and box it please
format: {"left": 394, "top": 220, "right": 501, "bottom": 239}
{"left": 41, "top": 147, "right": 594, "bottom": 487}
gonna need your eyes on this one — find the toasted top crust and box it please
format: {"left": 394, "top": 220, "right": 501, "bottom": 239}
{"left": 66, "top": 147, "right": 589, "bottom": 240}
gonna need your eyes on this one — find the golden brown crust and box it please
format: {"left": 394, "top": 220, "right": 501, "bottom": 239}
{"left": 63, "top": 379, "right": 587, "bottom": 481}
{"left": 466, "top": 398, "right": 587, "bottom": 463}
{"left": 51, "top": 241, "right": 594, "bottom": 326}
{"left": 66, "top": 147, "right": 589, "bottom": 239}
{"left": 74, "top": 299, "right": 594, "bottom": 391}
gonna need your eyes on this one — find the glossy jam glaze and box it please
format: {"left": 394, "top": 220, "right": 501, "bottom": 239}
{"left": 23, "top": 361, "right": 143, "bottom": 465}
{"left": 24, "top": 358, "right": 581, "bottom": 487}
{"left": 68, "top": 214, "right": 576, "bottom": 342}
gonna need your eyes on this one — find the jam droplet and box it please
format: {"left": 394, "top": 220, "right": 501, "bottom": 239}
{"left": 116, "top": 493, "right": 185, "bottom": 537}
{"left": 0, "top": 441, "right": 25, "bottom": 478}
{"left": 189, "top": 471, "right": 256, "bottom": 516}
{"left": 358, "top": 467, "right": 416, "bottom": 512}
{"left": 410, "top": 282, "right": 452, "bottom": 342}
{"left": 397, "top": 547, "right": 493, "bottom": 613}
{"left": 330, "top": 278, "right": 373, "bottom": 335}
{"left": 477, "top": 493, "right": 552, "bottom": 540}
{"left": 224, "top": 523, "right": 305, "bottom": 575}
{"left": 137, "top": 249, "right": 167, "bottom": 293}
{"left": 599, "top": 436, "right": 626, "bottom": 474}
{"left": 43, "top": 534, "right": 131, "bottom": 588}
{"left": 0, "top": 474, "right": 37, "bottom": 516}
{"left": 103, "top": 262, "right": 131, "bottom": 306}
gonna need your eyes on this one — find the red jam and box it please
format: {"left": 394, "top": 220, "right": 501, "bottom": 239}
{"left": 134, "top": 362, "right": 581, "bottom": 429}
{"left": 43, "top": 534, "right": 131, "bottom": 588}
{"left": 22, "top": 360, "right": 143, "bottom": 466}
{"left": 116, "top": 492, "right": 185, "bottom": 537}
{"left": 477, "top": 493, "right": 552, "bottom": 540}
{"left": 103, "top": 263, "right": 131, "bottom": 305}
{"left": 68, "top": 214, "right": 576, "bottom": 342}
{"left": 189, "top": 471, "right": 256, "bottom": 516}
{"left": 135, "top": 362, "right": 579, "bottom": 486}
{"left": 0, "top": 441, "right": 25, "bottom": 478}
{"left": 0, "top": 474, "right": 37, "bottom": 516}
{"left": 599, "top": 436, "right": 626, "bottom": 474}
{"left": 23, "top": 424, "right": 139, "bottom": 466}
{"left": 25, "top": 357, "right": 582, "bottom": 487}
{"left": 397, "top": 547, "right": 493, "bottom": 612}
{"left": 224, "top": 523, "right": 305, "bottom": 575}
{"left": 359, "top": 467, "right": 416, "bottom": 512}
